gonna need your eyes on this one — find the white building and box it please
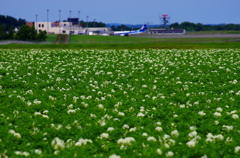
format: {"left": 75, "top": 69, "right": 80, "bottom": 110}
{"left": 34, "top": 21, "right": 110, "bottom": 35}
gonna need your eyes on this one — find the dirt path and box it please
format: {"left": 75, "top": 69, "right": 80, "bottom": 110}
{"left": 56, "top": 34, "right": 69, "bottom": 44}
{"left": 56, "top": 35, "right": 61, "bottom": 44}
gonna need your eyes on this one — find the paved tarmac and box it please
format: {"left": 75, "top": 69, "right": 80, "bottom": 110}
{"left": 144, "top": 34, "right": 240, "bottom": 38}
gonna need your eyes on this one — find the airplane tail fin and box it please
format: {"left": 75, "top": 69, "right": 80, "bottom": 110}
{"left": 139, "top": 24, "right": 147, "bottom": 32}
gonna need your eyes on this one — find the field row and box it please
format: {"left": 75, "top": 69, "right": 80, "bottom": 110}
{"left": 0, "top": 49, "right": 240, "bottom": 157}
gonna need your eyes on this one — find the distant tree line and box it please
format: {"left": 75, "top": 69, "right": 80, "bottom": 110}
{"left": 61, "top": 20, "right": 106, "bottom": 28}
{"left": 0, "top": 24, "right": 47, "bottom": 41}
{"left": 0, "top": 15, "right": 47, "bottom": 41}
{"left": 169, "top": 22, "right": 240, "bottom": 31}
{"left": 110, "top": 25, "right": 139, "bottom": 31}
{"left": 0, "top": 15, "right": 26, "bottom": 31}
{"left": 80, "top": 20, "right": 106, "bottom": 28}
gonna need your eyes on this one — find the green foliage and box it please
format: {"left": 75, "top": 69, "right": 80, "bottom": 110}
{"left": 0, "top": 24, "right": 16, "bottom": 40}
{"left": 15, "top": 25, "right": 47, "bottom": 41}
{"left": 78, "top": 20, "right": 106, "bottom": 27}
{"left": 36, "top": 30, "right": 47, "bottom": 41}
{"left": 110, "top": 25, "right": 135, "bottom": 31}
{"left": 169, "top": 22, "right": 240, "bottom": 31}
{"left": 0, "top": 24, "right": 7, "bottom": 40}
{"left": 0, "top": 15, "right": 26, "bottom": 31}
{"left": 7, "top": 25, "right": 15, "bottom": 39}
{"left": 15, "top": 25, "right": 36, "bottom": 40}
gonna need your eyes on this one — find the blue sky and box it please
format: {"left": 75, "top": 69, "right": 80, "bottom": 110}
{"left": 1, "top": 0, "right": 239, "bottom": 25}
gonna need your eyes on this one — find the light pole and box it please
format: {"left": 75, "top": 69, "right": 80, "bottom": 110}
{"left": 69, "top": 10, "right": 72, "bottom": 34}
{"left": 59, "top": 10, "right": 61, "bottom": 34}
{"left": 86, "top": 16, "right": 89, "bottom": 28}
{"left": 78, "top": 11, "right": 80, "bottom": 27}
{"left": 47, "top": 9, "right": 49, "bottom": 33}
{"left": 35, "top": 14, "right": 38, "bottom": 33}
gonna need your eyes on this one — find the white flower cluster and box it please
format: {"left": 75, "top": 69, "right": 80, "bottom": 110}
{"left": 51, "top": 137, "right": 93, "bottom": 152}
{"left": 9, "top": 129, "right": 21, "bottom": 139}
{"left": 186, "top": 130, "right": 201, "bottom": 148}
{"left": 75, "top": 138, "right": 93, "bottom": 147}
{"left": 34, "top": 110, "right": 49, "bottom": 119}
{"left": 15, "top": 151, "right": 30, "bottom": 156}
{"left": 206, "top": 133, "right": 224, "bottom": 142}
{"left": 117, "top": 137, "right": 135, "bottom": 145}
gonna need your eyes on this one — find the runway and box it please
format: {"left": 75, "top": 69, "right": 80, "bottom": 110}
{"left": 144, "top": 34, "right": 240, "bottom": 39}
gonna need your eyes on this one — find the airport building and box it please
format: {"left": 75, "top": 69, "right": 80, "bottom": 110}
{"left": 27, "top": 18, "right": 110, "bottom": 35}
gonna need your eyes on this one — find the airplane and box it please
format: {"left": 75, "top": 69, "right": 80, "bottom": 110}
{"left": 112, "top": 24, "right": 147, "bottom": 36}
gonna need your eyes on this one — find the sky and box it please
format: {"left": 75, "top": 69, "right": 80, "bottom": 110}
{"left": 1, "top": 0, "right": 239, "bottom": 25}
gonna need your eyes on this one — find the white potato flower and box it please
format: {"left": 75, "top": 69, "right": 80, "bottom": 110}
{"left": 166, "top": 151, "right": 174, "bottom": 157}
{"left": 118, "top": 112, "right": 125, "bottom": 117}
{"left": 13, "top": 133, "right": 22, "bottom": 139}
{"left": 147, "top": 136, "right": 157, "bottom": 142}
{"left": 109, "top": 154, "right": 121, "bottom": 158}
{"left": 234, "top": 146, "right": 240, "bottom": 153}
{"left": 67, "top": 109, "right": 76, "bottom": 114}
{"left": 129, "top": 127, "right": 137, "bottom": 132}
{"left": 122, "top": 124, "right": 129, "bottom": 129}
{"left": 137, "top": 112, "right": 145, "bottom": 117}
{"left": 117, "top": 137, "right": 135, "bottom": 145}
{"left": 42, "top": 114, "right": 49, "bottom": 119}
{"left": 35, "top": 149, "right": 42, "bottom": 155}
{"left": 97, "top": 104, "right": 104, "bottom": 109}
{"left": 34, "top": 112, "right": 42, "bottom": 116}
{"left": 51, "top": 137, "right": 65, "bottom": 150}
{"left": 214, "top": 112, "right": 222, "bottom": 117}
{"left": 232, "top": 114, "right": 239, "bottom": 119}
{"left": 75, "top": 138, "right": 93, "bottom": 147}
{"left": 155, "top": 127, "right": 163, "bottom": 132}
{"left": 156, "top": 148, "right": 162, "bottom": 155}
{"left": 190, "top": 126, "right": 197, "bottom": 131}
{"left": 188, "top": 131, "right": 197, "bottom": 138}
{"left": 171, "top": 130, "right": 179, "bottom": 137}
{"left": 223, "top": 125, "right": 233, "bottom": 131}
{"left": 201, "top": 155, "right": 208, "bottom": 158}
{"left": 99, "top": 133, "right": 109, "bottom": 139}
{"left": 107, "top": 127, "right": 115, "bottom": 132}
{"left": 198, "top": 111, "right": 206, "bottom": 116}
{"left": 216, "top": 107, "right": 223, "bottom": 112}
{"left": 186, "top": 140, "right": 196, "bottom": 147}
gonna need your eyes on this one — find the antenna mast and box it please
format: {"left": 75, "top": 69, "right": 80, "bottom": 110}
{"left": 160, "top": 14, "right": 170, "bottom": 29}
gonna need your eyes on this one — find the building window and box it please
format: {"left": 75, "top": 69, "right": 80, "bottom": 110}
{"left": 42, "top": 24, "right": 44, "bottom": 27}
{"left": 39, "top": 24, "right": 41, "bottom": 28}
{"left": 62, "top": 30, "right": 66, "bottom": 33}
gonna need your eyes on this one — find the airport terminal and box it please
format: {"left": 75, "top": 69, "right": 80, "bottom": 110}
{"left": 27, "top": 18, "right": 110, "bottom": 35}
{"left": 26, "top": 14, "right": 186, "bottom": 36}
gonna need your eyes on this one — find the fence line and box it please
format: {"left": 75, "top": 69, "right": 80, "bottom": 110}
{"left": 0, "top": 40, "right": 52, "bottom": 45}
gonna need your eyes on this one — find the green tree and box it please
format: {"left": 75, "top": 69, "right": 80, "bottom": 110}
{"left": 0, "top": 24, "right": 7, "bottom": 40}
{"left": 36, "top": 30, "right": 47, "bottom": 41}
{"left": 16, "top": 25, "right": 35, "bottom": 40}
{"left": 0, "top": 15, "right": 26, "bottom": 31}
{"left": 169, "top": 22, "right": 180, "bottom": 29}
{"left": 29, "top": 26, "right": 37, "bottom": 40}
{"left": 195, "top": 23, "right": 203, "bottom": 31}
{"left": 7, "top": 25, "right": 15, "bottom": 39}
